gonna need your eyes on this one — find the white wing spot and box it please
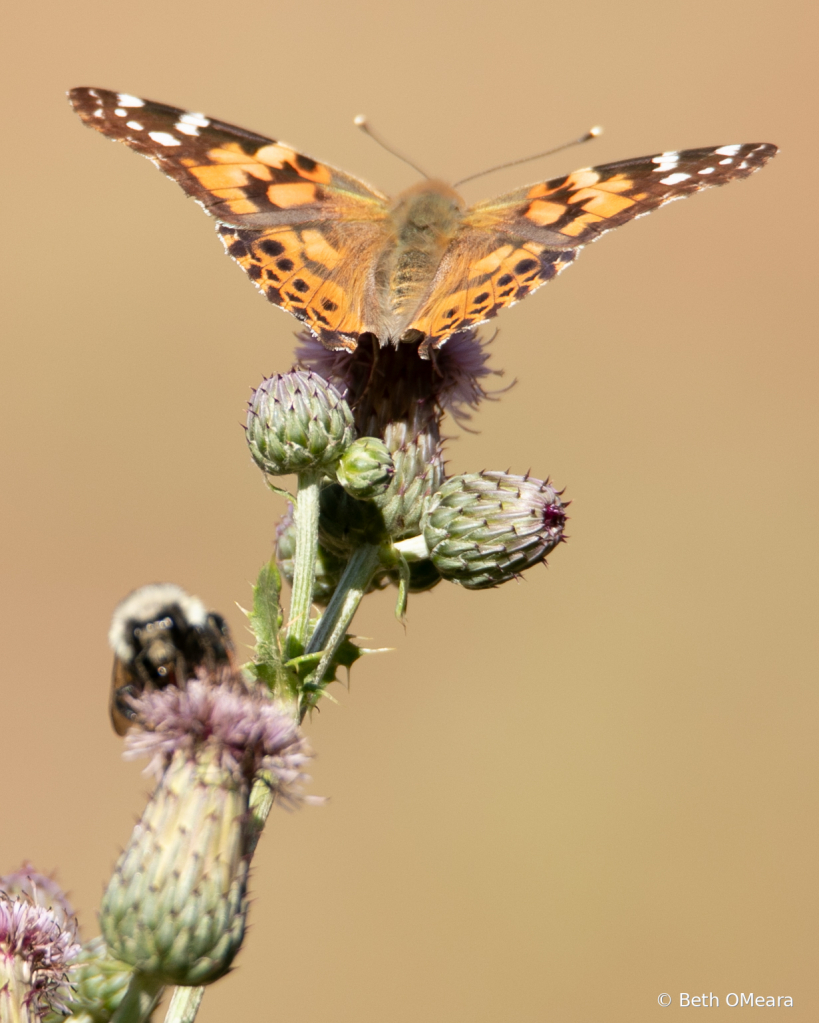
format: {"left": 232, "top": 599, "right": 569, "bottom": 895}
{"left": 659, "top": 172, "right": 691, "bottom": 185}
{"left": 652, "top": 152, "right": 680, "bottom": 173}
{"left": 116, "top": 93, "right": 145, "bottom": 108}
{"left": 175, "top": 121, "right": 200, "bottom": 136}
{"left": 148, "top": 131, "right": 182, "bottom": 147}
{"left": 114, "top": 108, "right": 127, "bottom": 117}
{"left": 719, "top": 158, "right": 733, "bottom": 165}
{"left": 179, "top": 111, "right": 210, "bottom": 128}
{"left": 126, "top": 121, "right": 144, "bottom": 131}
{"left": 739, "top": 161, "right": 749, "bottom": 169}
{"left": 93, "top": 108, "right": 104, "bottom": 118}
{"left": 715, "top": 144, "right": 742, "bottom": 156}
{"left": 698, "top": 167, "right": 715, "bottom": 175}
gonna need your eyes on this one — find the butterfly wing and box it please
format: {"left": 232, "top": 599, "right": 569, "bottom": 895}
{"left": 69, "top": 88, "right": 391, "bottom": 347}
{"left": 409, "top": 143, "right": 777, "bottom": 353}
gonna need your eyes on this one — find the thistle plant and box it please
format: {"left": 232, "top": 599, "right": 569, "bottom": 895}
{"left": 3, "top": 323, "right": 572, "bottom": 1023}
{"left": 3, "top": 323, "right": 569, "bottom": 1023}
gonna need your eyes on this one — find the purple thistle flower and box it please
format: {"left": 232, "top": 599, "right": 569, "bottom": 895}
{"left": 0, "top": 877, "right": 81, "bottom": 1019}
{"left": 124, "top": 674, "right": 315, "bottom": 805}
{"left": 295, "top": 328, "right": 504, "bottom": 430}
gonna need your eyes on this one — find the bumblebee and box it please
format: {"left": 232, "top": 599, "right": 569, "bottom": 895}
{"left": 108, "top": 583, "right": 234, "bottom": 735}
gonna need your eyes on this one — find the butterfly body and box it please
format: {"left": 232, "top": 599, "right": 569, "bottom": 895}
{"left": 69, "top": 88, "right": 777, "bottom": 357}
{"left": 379, "top": 180, "right": 465, "bottom": 340}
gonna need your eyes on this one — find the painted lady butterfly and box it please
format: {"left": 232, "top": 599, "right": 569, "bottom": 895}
{"left": 69, "top": 88, "right": 777, "bottom": 357}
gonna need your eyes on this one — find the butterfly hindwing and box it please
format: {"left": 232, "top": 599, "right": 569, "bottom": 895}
{"left": 216, "top": 221, "right": 389, "bottom": 348}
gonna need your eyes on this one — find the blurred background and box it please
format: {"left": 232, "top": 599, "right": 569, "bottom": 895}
{"left": 1, "top": 1, "right": 816, "bottom": 1019}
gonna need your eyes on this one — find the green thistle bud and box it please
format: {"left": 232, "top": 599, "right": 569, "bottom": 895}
{"left": 61, "top": 935, "right": 138, "bottom": 1023}
{"left": 100, "top": 679, "right": 314, "bottom": 987}
{"left": 276, "top": 504, "right": 346, "bottom": 606}
{"left": 318, "top": 483, "right": 388, "bottom": 557}
{"left": 376, "top": 418, "right": 444, "bottom": 539}
{"left": 336, "top": 436, "right": 394, "bottom": 500}
{"left": 422, "top": 471, "right": 566, "bottom": 589}
{"left": 247, "top": 370, "right": 355, "bottom": 477}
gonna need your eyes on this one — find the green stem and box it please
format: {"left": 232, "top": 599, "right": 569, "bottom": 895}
{"left": 284, "top": 472, "right": 321, "bottom": 660}
{"left": 301, "top": 543, "right": 381, "bottom": 716}
{"left": 110, "top": 973, "right": 164, "bottom": 1023}
{"left": 163, "top": 986, "right": 204, "bottom": 1023}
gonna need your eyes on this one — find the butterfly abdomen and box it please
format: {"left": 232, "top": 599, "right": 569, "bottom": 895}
{"left": 382, "top": 182, "right": 466, "bottom": 340}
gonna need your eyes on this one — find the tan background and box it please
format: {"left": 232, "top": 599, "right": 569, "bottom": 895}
{"left": 1, "top": 1, "right": 816, "bottom": 1019}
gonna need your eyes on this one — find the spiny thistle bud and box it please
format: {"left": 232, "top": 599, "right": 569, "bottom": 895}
{"left": 246, "top": 370, "right": 355, "bottom": 477}
{"left": 0, "top": 873, "right": 81, "bottom": 1023}
{"left": 376, "top": 418, "right": 444, "bottom": 540}
{"left": 336, "top": 436, "right": 395, "bottom": 501}
{"left": 318, "top": 483, "right": 388, "bottom": 557}
{"left": 276, "top": 504, "right": 346, "bottom": 606}
{"left": 100, "top": 678, "right": 314, "bottom": 987}
{"left": 422, "top": 471, "right": 566, "bottom": 589}
{"left": 61, "top": 934, "right": 137, "bottom": 1023}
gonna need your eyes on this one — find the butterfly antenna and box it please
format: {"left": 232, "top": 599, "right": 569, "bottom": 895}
{"left": 354, "top": 115, "right": 431, "bottom": 180}
{"left": 452, "top": 126, "right": 603, "bottom": 188}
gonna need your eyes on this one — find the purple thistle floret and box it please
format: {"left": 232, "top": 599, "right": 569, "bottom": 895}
{"left": 0, "top": 865, "right": 75, "bottom": 931}
{"left": 124, "top": 676, "right": 315, "bottom": 804}
{"left": 295, "top": 328, "right": 503, "bottom": 426}
{"left": 0, "top": 887, "right": 81, "bottom": 1016}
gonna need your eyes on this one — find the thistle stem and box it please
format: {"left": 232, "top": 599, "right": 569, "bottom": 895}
{"left": 284, "top": 472, "right": 321, "bottom": 660}
{"left": 301, "top": 543, "right": 381, "bottom": 717}
{"left": 110, "top": 973, "right": 164, "bottom": 1023}
{"left": 163, "top": 986, "right": 204, "bottom": 1023}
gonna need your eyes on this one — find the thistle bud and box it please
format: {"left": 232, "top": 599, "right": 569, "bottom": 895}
{"left": 247, "top": 370, "right": 355, "bottom": 477}
{"left": 376, "top": 418, "right": 444, "bottom": 539}
{"left": 318, "top": 483, "right": 388, "bottom": 557}
{"left": 422, "top": 471, "right": 566, "bottom": 589}
{"left": 336, "top": 437, "right": 394, "bottom": 501}
{"left": 0, "top": 872, "right": 80, "bottom": 1023}
{"left": 276, "top": 504, "right": 346, "bottom": 606}
{"left": 61, "top": 934, "right": 138, "bottom": 1023}
{"left": 100, "top": 679, "right": 314, "bottom": 987}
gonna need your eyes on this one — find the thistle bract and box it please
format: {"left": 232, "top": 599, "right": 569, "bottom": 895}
{"left": 375, "top": 419, "right": 444, "bottom": 539}
{"left": 247, "top": 370, "right": 355, "bottom": 477}
{"left": 423, "top": 471, "right": 566, "bottom": 589}
{"left": 337, "top": 436, "right": 395, "bottom": 500}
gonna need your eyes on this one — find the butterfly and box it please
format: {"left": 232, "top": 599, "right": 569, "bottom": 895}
{"left": 69, "top": 88, "right": 777, "bottom": 358}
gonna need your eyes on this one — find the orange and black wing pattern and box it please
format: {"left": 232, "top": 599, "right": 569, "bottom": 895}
{"left": 410, "top": 143, "right": 777, "bottom": 351}
{"left": 68, "top": 87, "right": 390, "bottom": 347}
